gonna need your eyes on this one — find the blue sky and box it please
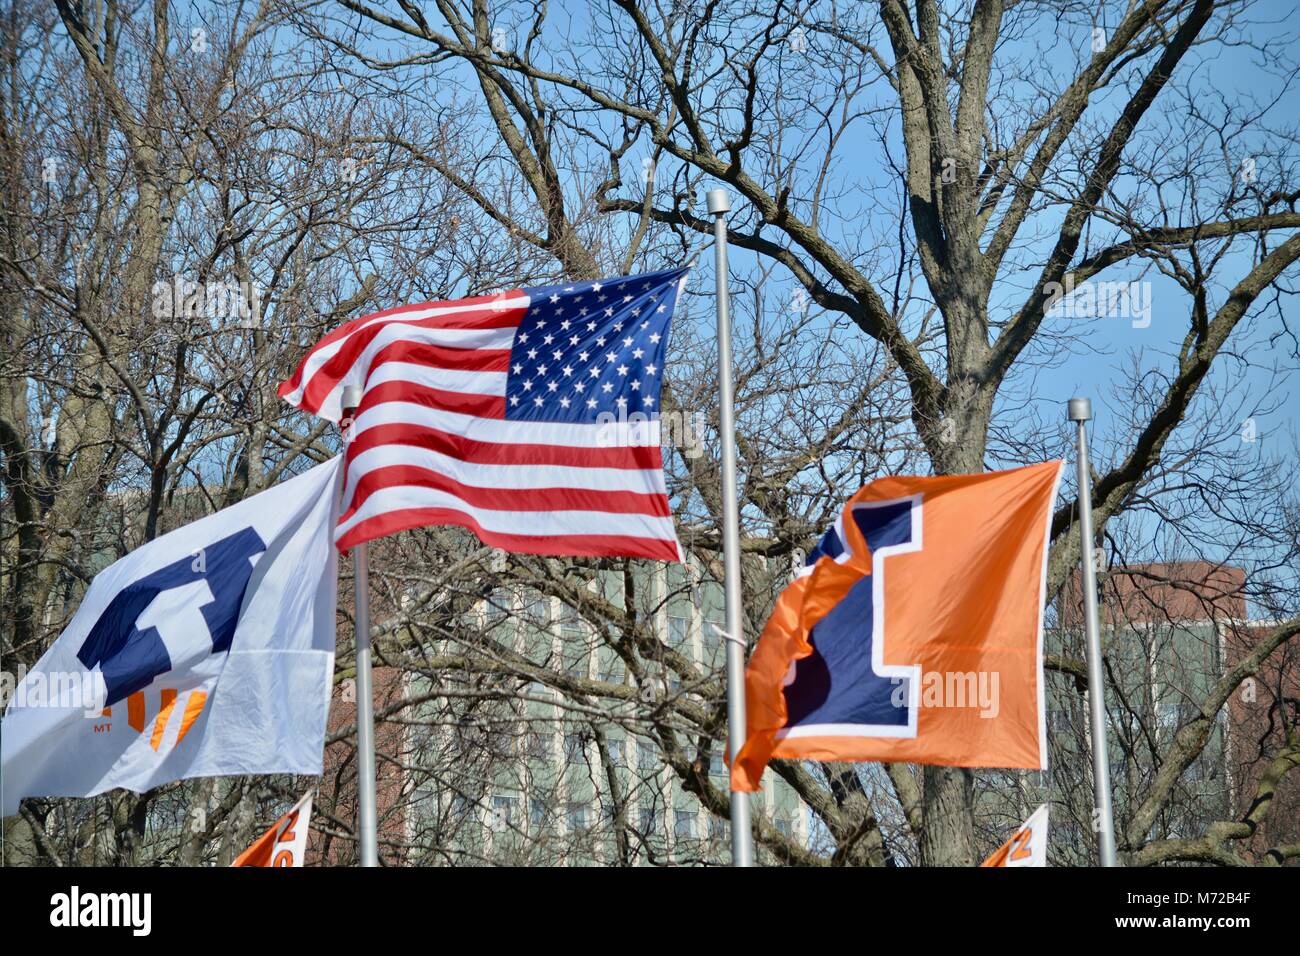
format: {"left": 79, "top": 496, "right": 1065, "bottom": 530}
{"left": 161, "top": 0, "right": 1297, "bottom": 588}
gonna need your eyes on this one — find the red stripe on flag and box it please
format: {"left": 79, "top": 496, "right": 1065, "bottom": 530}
{"left": 280, "top": 292, "right": 523, "bottom": 388}
{"left": 299, "top": 309, "right": 523, "bottom": 413}
{"left": 345, "top": 422, "right": 664, "bottom": 471}
{"left": 340, "top": 464, "right": 673, "bottom": 523}
{"left": 357, "top": 381, "right": 506, "bottom": 420}
{"left": 336, "top": 506, "right": 681, "bottom": 561}
{"left": 367, "top": 338, "right": 512, "bottom": 375}
{"left": 280, "top": 304, "right": 524, "bottom": 406}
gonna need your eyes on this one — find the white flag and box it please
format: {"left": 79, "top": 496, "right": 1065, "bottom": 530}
{"left": 980, "top": 803, "right": 1049, "bottom": 867}
{"left": 1, "top": 458, "right": 342, "bottom": 816}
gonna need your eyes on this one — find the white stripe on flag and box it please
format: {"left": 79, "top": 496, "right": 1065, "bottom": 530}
{"left": 341, "top": 444, "right": 668, "bottom": 507}
{"left": 334, "top": 484, "right": 677, "bottom": 543}
{"left": 351, "top": 400, "right": 662, "bottom": 449}
{"left": 364, "top": 361, "right": 509, "bottom": 397}
{"left": 282, "top": 310, "right": 523, "bottom": 406}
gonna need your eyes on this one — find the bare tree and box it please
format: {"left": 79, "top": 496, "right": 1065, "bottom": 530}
{"left": 0, "top": 0, "right": 494, "bottom": 863}
{"left": 298, "top": 0, "right": 1300, "bottom": 865}
{"left": 4, "top": 0, "right": 1298, "bottom": 867}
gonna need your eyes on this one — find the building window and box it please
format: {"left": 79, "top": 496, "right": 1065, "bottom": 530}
{"left": 525, "top": 731, "right": 550, "bottom": 758}
{"left": 522, "top": 590, "right": 549, "bottom": 627}
{"left": 559, "top": 603, "right": 584, "bottom": 636}
{"left": 568, "top": 803, "right": 590, "bottom": 832}
{"left": 529, "top": 798, "right": 548, "bottom": 830}
{"left": 709, "top": 751, "right": 725, "bottom": 777}
{"left": 450, "top": 794, "right": 472, "bottom": 823}
{"left": 668, "top": 614, "right": 690, "bottom": 648}
{"left": 638, "top": 740, "right": 658, "bottom": 770}
{"left": 605, "top": 737, "right": 625, "bottom": 767}
{"left": 775, "top": 817, "right": 792, "bottom": 838}
{"left": 674, "top": 810, "right": 697, "bottom": 840}
{"left": 564, "top": 732, "right": 586, "bottom": 764}
{"left": 484, "top": 589, "right": 510, "bottom": 629}
{"left": 564, "top": 649, "right": 588, "bottom": 680}
{"left": 708, "top": 815, "right": 727, "bottom": 843}
{"left": 491, "top": 795, "right": 517, "bottom": 832}
{"left": 639, "top": 805, "right": 663, "bottom": 834}
{"left": 704, "top": 620, "right": 723, "bottom": 649}
{"left": 598, "top": 661, "right": 625, "bottom": 684}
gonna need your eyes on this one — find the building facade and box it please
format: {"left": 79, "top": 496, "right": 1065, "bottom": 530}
{"left": 1005, "top": 561, "right": 1290, "bottom": 864}
{"left": 400, "top": 559, "right": 809, "bottom": 865}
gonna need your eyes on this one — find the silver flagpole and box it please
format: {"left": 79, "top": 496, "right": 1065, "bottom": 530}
{"left": 1068, "top": 397, "right": 1119, "bottom": 866}
{"left": 342, "top": 385, "right": 379, "bottom": 867}
{"left": 706, "top": 188, "right": 754, "bottom": 867}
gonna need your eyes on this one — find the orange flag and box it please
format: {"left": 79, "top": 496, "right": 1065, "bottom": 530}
{"left": 982, "top": 804, "right": 1050, "bottom": 867}
{"left": 232, "top": 792, "right": 313, "bottom": 867}
{"left": 731, "top": 461, "right": 1062, "bottom": 791}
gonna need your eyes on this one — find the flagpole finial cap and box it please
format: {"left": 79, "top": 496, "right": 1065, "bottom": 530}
{"left": 1067, "top": 397, "right": 1093, "bottom": 422}
{"left": 342, "top": 384, "right": 363, "bottom": 414}
{"left": 705, "top": 189, "right": 731, "bottom": 216}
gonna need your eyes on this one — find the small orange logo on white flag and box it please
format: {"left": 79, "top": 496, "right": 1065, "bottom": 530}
{"left": 232, "top": 792, "right": 313, "bottom": 867}
{"left": 981, "top": 804, "right": 1048, "bottom": 867}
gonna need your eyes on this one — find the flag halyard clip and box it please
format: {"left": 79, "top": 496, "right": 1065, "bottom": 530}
{"left": 710, "top": 622, "right": 745, "bottom": 648}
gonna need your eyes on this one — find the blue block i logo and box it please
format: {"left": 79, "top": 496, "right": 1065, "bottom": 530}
{"left": 782, "top": 496, "right": 922, "bottom": 739}
{"left": 77, "top": 528, "right": 266, "bottom": 705}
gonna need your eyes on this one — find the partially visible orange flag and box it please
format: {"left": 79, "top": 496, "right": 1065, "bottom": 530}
{"left": 981, "top": 804, "right": 1049, "bottom": 867}
{"left": 232, "top": 792, "right": 313, "bottom": 867}
{"left": 731, "top": 461, "right": 1063, "bottom": 792}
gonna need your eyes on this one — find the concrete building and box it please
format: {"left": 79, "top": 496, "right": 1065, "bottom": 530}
{"left": 310, "top": 554, "right": 1292, "bottom": 866}
{"left": 1014, "top": 561, "right": 1292, "bottom": 864}
{"left": 397, "top": 560, "right": 809, "bottom": 865}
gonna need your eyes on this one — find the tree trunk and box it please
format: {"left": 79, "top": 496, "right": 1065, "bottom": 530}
{"left": 919, "top": 368, "right": 994, "bottom": 865}
{"left": 920, "top": 766, "right": 977, "bottom": 865}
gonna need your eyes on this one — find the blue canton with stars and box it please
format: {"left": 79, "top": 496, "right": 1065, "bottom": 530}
{"left": 505, "top": 268, "right": 687, "bottom": 423}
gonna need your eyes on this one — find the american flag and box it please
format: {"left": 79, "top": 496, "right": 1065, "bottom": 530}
{"left": 278, "top": 268, "right": 689, "bottom": 560}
